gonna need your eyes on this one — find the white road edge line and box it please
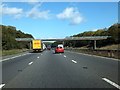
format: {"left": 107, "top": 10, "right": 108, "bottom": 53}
{"left": 1, "top": 53, "right": 30, "bottom": 62}
{"left": 66, "top": 51, "right": 119, "bottom": 61}
{"left": 102, "top": 78, "right": 120, "bottom": 89}
{"left": 0, "top": 84, "right": 5, "bottom": 88}
{"left": 28, "top": 62, "right": 33, "bottom": 65}
{"left": 71, "top": 60, "right": 77, "bottom": 63}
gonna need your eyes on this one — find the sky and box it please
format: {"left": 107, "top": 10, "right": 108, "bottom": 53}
{"left": 1, "top": 1, "right": 118, "bottom": 39}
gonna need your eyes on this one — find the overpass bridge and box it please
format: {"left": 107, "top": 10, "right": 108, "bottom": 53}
{"left": 15, "top": 36, "right": 111, "bottom": 49}
{"left": 41, "top": 36, "right": 110, "bottom": 41}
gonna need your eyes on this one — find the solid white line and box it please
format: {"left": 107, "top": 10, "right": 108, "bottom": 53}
{"left": 0, "top": 84, "right": 5, "bottom": 88}
{"left": 2, "top": 58, "right": 10, "bottom": 61}
{"left": 102, "top": 78, "right": 120, "bottom": 89}
{"left": 64, "top": 55, "right": 66, "bottom": 57}
{"left": 1, "top": 53, "right": 30, "bottom": 62}
{"left": 71, "top": 60, "right": 77, "bottom": 63}
{"left": 28, "top": 62, "right": 33, "bottom": 65}
{"left": 66, "top": 51, "right": 119, "bottom": 61}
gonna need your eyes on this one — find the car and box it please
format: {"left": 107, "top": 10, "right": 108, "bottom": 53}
{"left": 55, "top": 46, "right": 64, "bottom": 53}
{"left": 47, "top": 47, "right": 51, "bottom": 50}
{"left": 47, "top": 45, "right": 51, "bottom": 50}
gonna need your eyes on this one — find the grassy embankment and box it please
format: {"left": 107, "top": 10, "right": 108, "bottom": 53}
{"left": 67, "top": 44, "right": 120, "bottom": 59}
{"left": 77, "top": 44, "right": 120, "bottom": 50}
{"left": 2, "top": 49, "right": 29, "bottom": 56}
{"left": 98, "top": 44, "right": 120, "bottom": 50}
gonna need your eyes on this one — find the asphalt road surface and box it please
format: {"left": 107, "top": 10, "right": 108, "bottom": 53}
{"left": 1, "top": 50, "right": 119, "bottom": 88}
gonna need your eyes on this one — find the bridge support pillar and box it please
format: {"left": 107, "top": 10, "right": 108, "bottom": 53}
{"left": 94, "top": 40, "right": 96, "bottom": 50}
{"left": 30, "top": 41, "right": 32, "bottom": 50}
{"left": 62, "top": 41, "right": 64, "bottom": 46}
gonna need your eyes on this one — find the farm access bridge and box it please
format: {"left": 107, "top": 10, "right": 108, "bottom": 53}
{"left": 15, "top": 36, "right": 110, "bottom": 50}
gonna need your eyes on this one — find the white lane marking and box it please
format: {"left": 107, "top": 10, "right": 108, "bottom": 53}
{"left": 2, "top": 58, "right": 10, "bottom": 61}
{"left": 71, "top": 60, "right": 77, "bottom": 63}
{"left": 28, "top": 62, "right": 33, "bottom": 65}
{"left": 37, "top": 56, "right": 39, "bottom": 58}
{"left": 10, "top": 55, "right": 21, "bottom": 59}
{"left": 1, "top": 53, "right": 30, "bottom": 62}
{"left": 66, "top": 51, "right": 119, "bottom": 61}
{"left": 41, "top": 54, "right": 43, "bottom": 55}
{"left": 102, "top": 78, "right": 120, "bottom": 89}
{"left": 0, "top": 84, "right": 5, "bottom": 88}
{"left": 64, "top": 55, "right": 66, "bottom": 58}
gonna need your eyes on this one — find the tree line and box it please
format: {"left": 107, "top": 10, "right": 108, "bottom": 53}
{"left": 1, "top": 25, "right": 34, "bottom": 50}
{"left": 1, "top": 23, "right": 120, "bottom": 50}
{"left": 52, "top": 23, "right": 120, "bottom": 48}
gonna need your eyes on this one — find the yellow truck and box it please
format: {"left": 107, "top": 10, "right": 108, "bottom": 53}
{"left": 32, "top": 39, "right": 43, "bottom": 52}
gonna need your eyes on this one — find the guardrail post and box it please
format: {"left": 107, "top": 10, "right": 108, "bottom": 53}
{"left": 111, "top": 51, "right": 114, "bottom": 57}
{"left": 111, "top": 52, "right": 114, "bottom": 57}
{"left": 108, "top": 50, "right": 110, "bottom": 57}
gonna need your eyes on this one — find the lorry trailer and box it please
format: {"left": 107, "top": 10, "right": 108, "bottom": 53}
{"left": 32, "top": 39, "right": 46, "bottom": 52}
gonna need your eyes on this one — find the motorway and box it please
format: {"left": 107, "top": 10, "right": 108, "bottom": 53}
{"left": 1, "top": 50, "right": 119, "bottom": 88}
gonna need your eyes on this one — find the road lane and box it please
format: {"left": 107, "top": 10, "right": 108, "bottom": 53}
{"left": 2, "top": 52, "right": 43, "bottom": 84}
{"left": 2, "top": 50, "right": 117, "bottom": 88}
{"left": 64, "top": 51, "right": 119, "bottom": 86}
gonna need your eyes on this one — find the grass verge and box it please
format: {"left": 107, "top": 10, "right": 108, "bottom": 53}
{"left": 2, "top": 49, "right": 29, "bottom": 56}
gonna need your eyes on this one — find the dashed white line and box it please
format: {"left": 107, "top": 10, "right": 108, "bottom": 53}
{"left": 71, "top": 60, "right": 77, "bottom": 63}
{"left": 37, "top": 56, "right": 39, "bottom": 58}
{"left": 64, "top": 55, "right": 66, "bottom": 58}
{"left": 28, "top": 62, "right": 33, "bottom": 65}
{"left": 102, "top": 78, "right": 120, "bottom": 89}
{"left": 0, "top": 84, "right": 5, "bottom": 88}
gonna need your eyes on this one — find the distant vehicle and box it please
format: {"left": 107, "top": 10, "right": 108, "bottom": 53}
{"left": 42, "top": 43, "right": 46, "bottom": 50}
{"left": 47, "top": 45, "right": 51, "bottom": 50}
{"left": 32, "top": 39, "right": 46, "bottom": 52}
{"left": 55, "top": 44, "right": 64, "bottom": 53}
{"left": 57, "top": 44, "right": 64, "bottom": 48}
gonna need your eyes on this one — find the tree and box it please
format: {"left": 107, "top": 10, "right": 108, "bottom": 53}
{"left": 1, "top": 25, "right": 34, "bottom": 50}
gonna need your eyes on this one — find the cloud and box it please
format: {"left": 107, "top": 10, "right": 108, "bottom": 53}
{"left": 57, "top": 7, "right": 83, "bottom": 25}
{"left": 90, "top": 29, "right": 98, "bottom": 31}
{"left": 29, "top": 0, "right": 39, "bottom": 2}
{"left": 26, "top": 4, "right": 50, "bottom": 19}
{"left": 27, "top": 0, "right": 40, "bottom": 5}
{"left": 0, "top": 4, "right": 23, "bottom": 19}
{"left": 1, "top": 3, "right": 50, "bottom": 20}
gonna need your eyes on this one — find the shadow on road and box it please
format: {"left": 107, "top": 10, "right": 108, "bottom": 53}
{"left": 29, "top": 51, "right": 43, "bottom": 53}
{"left": 52, "top": 52, "right": 64, "bottom": 54}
